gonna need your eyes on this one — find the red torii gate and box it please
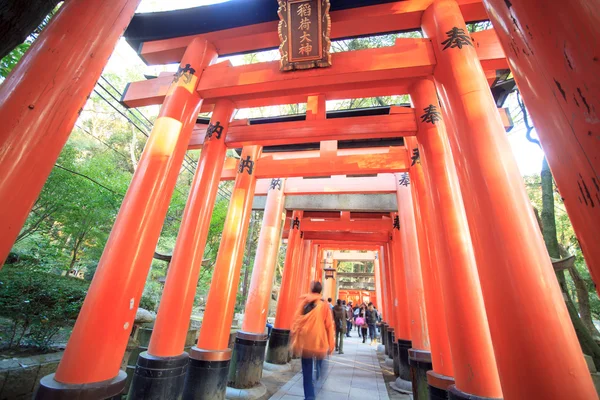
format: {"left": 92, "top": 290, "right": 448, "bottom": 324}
{"left": 0, "top": 1, "right": 597, "bottom": 400}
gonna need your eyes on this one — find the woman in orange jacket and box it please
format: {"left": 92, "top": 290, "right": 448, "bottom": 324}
{"left": 290, "top": 281, "right": 335, "bottom": 400}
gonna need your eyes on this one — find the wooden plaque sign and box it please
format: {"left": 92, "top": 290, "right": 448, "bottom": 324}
{"left": 278, "top": 0, "right": 331, "bottom": 71}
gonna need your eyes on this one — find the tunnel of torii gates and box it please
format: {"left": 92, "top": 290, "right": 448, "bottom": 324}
{"left": 0, "top": 0, "right": 598, "bottom": 399}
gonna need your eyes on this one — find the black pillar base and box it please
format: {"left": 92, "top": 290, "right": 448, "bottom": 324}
{"left": 265, "top": 328, "right": 290, "bottom": 365}
{"left": 228, "top": 331, "right": 268, "bottom": 389}
{"left": 381, "top": 323, "right": 388, "bottom": 348}
{"left": 128, "top": 351, "right": 189, "bottom": 400}
{"left": 183, "top": 348, "right": 232, "bottom": 400}
{"left": 392, "top": 341, "right": 400, "bottom": 377}
{"left": 386, "top": 328, "right": 394, "bottom": 357}
{"left": 427, "top": 371, "right": 455, "bottom": 400}
{"left": 35, "top": 371, "right": 127, "bottom": 399}
{"left": 409, "top": 349, "right": 432, "bottom": 400}
{"left": 397, "top": 339, "right": 412, "bottom": 381}
{"left": 448, "top": 385, "right": 503, "bottom": 400}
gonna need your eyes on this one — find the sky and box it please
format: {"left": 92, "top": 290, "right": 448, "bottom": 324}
{"left": 104, "top": 0, "right": 546, "bottom": 176}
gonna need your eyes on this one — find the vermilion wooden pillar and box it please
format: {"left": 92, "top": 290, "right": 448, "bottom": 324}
{"left": 184, "top": 145, "right": 262, "bottom": 399}
{"left": 266, "top": 210, "right": 303, "bottom": 365}
{"left": 129, "top": 99, "right": 235, "bottom": 399}
{"left": 382, "top": 243, "right": 397, "bottom": 359}
{"left": 482, "top": 0, "right": 600, "bottom": 295}
{"left": 0, "top": 0, "right": 141, "bottom": 268}
{"left": 229, "top": 178, "right": 286, "bottom": 389}
{"left": 38, "top": 38, "right": 217, "bottom": 399}
{"left": 423, "top": 2, "right": 596, "bottom": 398}
{"left": 395, "top": 171, "right": 431, "bottom": 399}
{"left": 374, "top": 252, "right": 384, "bottom": 322}
{"left": 390, "top": 221, "right": 411, "bottom": 342}
{"left": 324, "top": 259, "right": 338, "bottom": 301}
{"left": 300, "top": 240, "right": 314, "bottom": 294}
{"left": 241, "top": 178, "right": 286, "bottom": 335}
{"left": 408, "top": 75, "right": 501, "bottom": 398}
{"left": 314, "top": 246, "right": 324, "bottom": 281}
{"left": 403, "top": 134, "right": 455, "bottom": 396}
{"left": 390, "top": 214, "right": 413, "bottom": 383}
{"left": 383, "top": 243, "right": 397, "bottom": 333}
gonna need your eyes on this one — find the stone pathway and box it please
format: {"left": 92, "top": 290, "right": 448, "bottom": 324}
{"left": 269, "top": 336, "right": 397, "bottom": 400}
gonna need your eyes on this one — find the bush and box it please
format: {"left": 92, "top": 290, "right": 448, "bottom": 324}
{"left": 0, "top": 265, "right": 89, "bottom": 350}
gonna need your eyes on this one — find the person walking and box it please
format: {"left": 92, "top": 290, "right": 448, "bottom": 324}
{"left": 291, "top": 281, "right": 335, "bottom": 400}
{"left": 345, "top": 301, "right": 353, "bottom": 337}
{"left": 366, "top": 302, "right": 378, "bottom": 344}
{"left": 355, "top": 310, "right": 368, "bottom": 343}
{"left": 333, "top": 299, "right": 347, "bottom": 354}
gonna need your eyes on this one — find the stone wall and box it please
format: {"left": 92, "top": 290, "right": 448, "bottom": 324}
{"left": 0, "top": 352, "right": 62, "bottom": 399}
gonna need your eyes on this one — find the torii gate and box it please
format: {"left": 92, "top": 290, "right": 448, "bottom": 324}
{"left": 0, "top": 1, "right": 597, "bottom": 400}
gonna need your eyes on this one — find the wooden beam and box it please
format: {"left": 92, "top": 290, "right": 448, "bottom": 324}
{"left": 300, "top": 219, "right": 391, "bottom": 233}
{"left": 189, "top": 105, "right": 512, "bottom": 149}
{"left": 303, "top": 232, "right": 390, "bottom": 243}
{"left": 220, "top": 146, "right": 408, "bottom": 180}
{"left": 123, "top": 31, "right": 506, "bottom": 110}
{"left": 283, "top": 219, "right": 391, "bottom": 236}
{"left": 313, "top": 241, "right": 384, "bottom": 250}
{"left": 189, "top": 109, "right": 416, "bottom": 149}
{"left": 123, "top": 38, "right": 434, "bottom": 108}
{"left": 255, "top": 174, "right": 397, "bottom": 196}
{"left": 137, "top": 0, "right": 489, "bottom": 65}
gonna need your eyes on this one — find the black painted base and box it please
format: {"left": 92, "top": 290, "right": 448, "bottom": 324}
{"left": 427, "top": 371, "right": 455, "bottom": 400}
{"left": 429, "top": 384, "right": 449, "bottom": 400}
{"left": 183, "top": 357, "right": 230, "bottom": 400}
{"left": 448, "top": 385, "right": 503, "bottom": 400}
{"left": 409, "top": 349, "right": 432, "bottom": 400}
{"left": 35, "top": 371, "right": 127, "bottom": 400}
{"left": 386, "top": 328, "right": 394, "bottom": 357}
{"left": 392, "top": 341, "right": 400, "bottom": 377}
{"left": 228, "top": 331, "right": 268, "bottom": 389}
{"left": 381, "top": 324, "right": 388, "bottom": 348}
{"left": 265, "top": 328, "right": 290, "bottom": 365}
{"left": 397, "top": 339, "right": 412, "bottom": 381}
{"left": 128, "top": 351, "right": 189, "bottom": 400}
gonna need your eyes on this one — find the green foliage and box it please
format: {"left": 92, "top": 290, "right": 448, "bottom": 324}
{"left": 523, "top": 173, "right": 600, "bottom": 319}
{"left": 0, "top": 43, "right": 30, "bottom": 78}
{"left": 0, "top": 264, "right": 89, "bottom": 350}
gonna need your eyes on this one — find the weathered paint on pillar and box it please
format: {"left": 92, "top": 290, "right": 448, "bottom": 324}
{"left": 403, "top": 132, "right": 454, "bottom": 379}
{"left": 482, "top": 0, "right": 600, "bottom": 295}
{"left": 0, "top": 0, "right": 141, "bottom": 266}
{"left": 395, "top": 178, "right": 430, "bottom": 351}
{"left": 149, "top": 99, "right": 235, "bottom": 357}
{"left": 53, "top": 38, "right": 217, "bottom": 385}
{"left": 423, "top": 2, "right": 595, "bottom": 398}
{"left": 274, "top": 210, "right": 304, "bottom": 330}
{"left": 241, "top": 178, "right": 287, "bottom": 334}
{"left": 196, "top": 145, "right": 262, "bottom": 351}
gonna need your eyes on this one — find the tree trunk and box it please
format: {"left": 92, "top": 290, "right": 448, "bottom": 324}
{"left": 540, "top": 157, "right": 600, "bottom": 367}
{"left": 540, "top": 158, "right": 561, "bottom": 258}
{"left": 0, "top": 0, "right": 60, "bottom": 59}
{"left": 569, "top": 265, "right": 600, "bottom": 338}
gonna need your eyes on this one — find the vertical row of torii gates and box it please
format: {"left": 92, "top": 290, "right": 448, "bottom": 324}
{"left": 0, "top": 0, "right": 598, "bottom": 399}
